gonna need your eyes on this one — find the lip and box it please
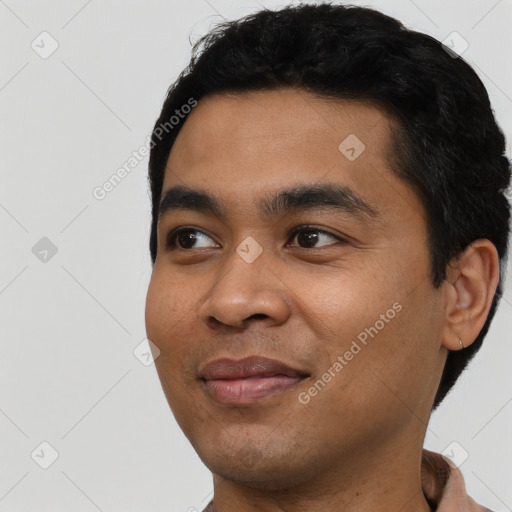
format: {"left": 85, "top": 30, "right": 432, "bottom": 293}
{"left": 199, "top": 355, "right": 310, "bottom": 405}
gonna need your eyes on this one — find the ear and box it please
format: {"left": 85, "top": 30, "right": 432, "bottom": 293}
{"left": 441, "top": 239, "right": 500, "bottom": 351}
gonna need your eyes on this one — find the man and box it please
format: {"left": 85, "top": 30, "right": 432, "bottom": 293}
{"left": 144, "top": 4, "right": 510, "bottom": 511}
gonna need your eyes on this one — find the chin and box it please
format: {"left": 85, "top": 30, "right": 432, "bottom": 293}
{"left": 194, "top": 436, "right": 317, "bottom": 491}
{"left": 208, "top": 460, "right": 312, "bottom": 491}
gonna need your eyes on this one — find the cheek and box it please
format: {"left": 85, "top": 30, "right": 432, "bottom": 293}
{"left": 145, "top": 276, "right": 171, "bottom": 345}
{"left": 303, "top": 263, "right": 394, "bottom": 350}
{"left": 145, "top": 271, "right": 192, "bottom": 364}
{"left": 339, "top": 285, "right": 444, "bottom": 416}
{"left": 145, "top": 264, "right": 192, "bottom": 331}
{"left": 304, "top": 261, "right": 432, "bottom": 395}
{"left": 145, "top": 273, "right": 201, "bottom": 421}
{"left": 144, "top": 279, "right": 159, "bottom": 339}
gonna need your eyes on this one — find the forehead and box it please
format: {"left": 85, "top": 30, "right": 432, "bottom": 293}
{"left": 161, "top": 88, "right": 421, "bottom": 224}
{"left": 166, "top": 88, "right": 394, "bottom": 172}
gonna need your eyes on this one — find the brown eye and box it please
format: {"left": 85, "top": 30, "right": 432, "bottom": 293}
{"left": 167, "top": 228, "right": 218, "bottom": 250}
{"left": 288, "top": 226, "right": 345, "bottom": 248}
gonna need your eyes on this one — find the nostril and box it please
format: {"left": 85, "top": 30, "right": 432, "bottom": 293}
{"left": 247, "top": 314, "right": 268, "bottom": 321}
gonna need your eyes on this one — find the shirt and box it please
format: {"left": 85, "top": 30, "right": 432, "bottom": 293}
{"left": 201, "top": 450, "right": 493, "bottom": 511}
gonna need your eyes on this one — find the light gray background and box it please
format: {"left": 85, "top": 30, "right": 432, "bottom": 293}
{"left": 1, "top": 1, "right": 511, "bottom": 511}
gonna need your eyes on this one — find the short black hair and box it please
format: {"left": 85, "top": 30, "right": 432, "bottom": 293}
{"left": 147, "top": 2, "right": 511, "bottom": 409}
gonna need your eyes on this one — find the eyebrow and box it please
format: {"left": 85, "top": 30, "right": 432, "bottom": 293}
{"left": 158, "top": 183, "right": 379, "bottom": 223}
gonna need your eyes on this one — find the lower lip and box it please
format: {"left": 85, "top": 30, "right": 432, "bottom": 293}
{"left": 203, "top": 375, "right": 306, "bottom": 404}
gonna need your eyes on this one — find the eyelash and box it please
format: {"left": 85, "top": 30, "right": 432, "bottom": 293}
{"left": 165, "top": 225, "right": 346, "bottom": 251}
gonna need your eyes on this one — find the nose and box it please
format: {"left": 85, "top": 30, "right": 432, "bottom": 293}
{"left": 198, "top": 245, "right": 291, "bottom": 330}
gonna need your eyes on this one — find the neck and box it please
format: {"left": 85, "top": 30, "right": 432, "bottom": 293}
{"left": 209, "top": 437, "right": 433, "bottom": 512}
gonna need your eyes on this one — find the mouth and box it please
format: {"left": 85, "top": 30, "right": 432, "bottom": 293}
{"left": 198, "top": 355, "right": 310, "bottom": 405}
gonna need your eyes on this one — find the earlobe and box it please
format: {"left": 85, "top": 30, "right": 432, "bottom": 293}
{"left": 441, "top": 239, "right": 500, "bottom": 352}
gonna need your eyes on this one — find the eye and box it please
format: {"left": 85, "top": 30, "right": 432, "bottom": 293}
{"left": 166, "top": 227, "right": 218, "bottom": 250}
{"left": 287, "top": 226, "right": 345, "bottom": 248}
{"left": 166, "top": 225, "right": 345, "bottom": 251}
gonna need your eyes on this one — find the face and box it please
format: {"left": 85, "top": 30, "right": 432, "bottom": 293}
{"left": 145, "top": 89, "right": 448, "bottom": 489}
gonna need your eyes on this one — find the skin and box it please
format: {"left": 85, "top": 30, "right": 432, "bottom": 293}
{"left": 145, "top": 88, "right": 499, "bottom": 512}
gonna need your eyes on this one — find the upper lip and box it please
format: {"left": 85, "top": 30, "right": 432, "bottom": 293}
{"left": 199, "top": 355, "right": 310, "bottom": 381}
